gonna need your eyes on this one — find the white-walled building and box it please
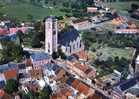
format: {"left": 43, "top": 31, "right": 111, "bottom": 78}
{"left": 45, "top": 16, "right": 58, "bottom": 54}
{"left": 70, "top": 19, "right": 92, "bottom": 31}
{"left": 44, "top": 16, "right": 84, "bottom": 56}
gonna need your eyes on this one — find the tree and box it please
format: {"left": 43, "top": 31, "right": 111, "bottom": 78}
{"left": 38, "top": 86, "right": 52, "bottom": 99}
{"left": 52, "top": 51, "right": 59, "bottom": 59}
{"left": 17, "top": 30, "right": 24, "bottom": 44}
{"left": 60, "top": 52, "right": 66, "bottom": 59}
{"left": 31, "top": 32, "right": 42, "bottom": 48}
{"left": 5, "top": 79, "right": 18, "bottom": 94}
{"left": 62, "top": 2, "right": 69, "bottom": 8}
{"left": 131, "top": 3, "right": 139, "bottom": 11}
{"left": 58, "top": 48, "right": 66, "bottom": 60}
{"left": 27, "top": 14, "right": 34, "bottom": 21}
{"left": 0, "top": 40, "right": 23, "bottom": 63}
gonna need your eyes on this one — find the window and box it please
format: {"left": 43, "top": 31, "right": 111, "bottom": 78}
{"left": 73, "top": 44, "right": 75, "bottom": 49}
{"left": 69, "top": 46, "right": 71, "bottom": 53}
{"left": 48, "top": 42, "right": 50, "bottom": 52}
{"left": 53, "top": 31, "right": 56, "bottom": 35}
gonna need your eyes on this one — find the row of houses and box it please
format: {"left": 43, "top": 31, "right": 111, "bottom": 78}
{"left": 0, "top": 49, "right": 98, "bottom": 99}
{"left": 111, "top": 16, "right": 139, "bottom": 34}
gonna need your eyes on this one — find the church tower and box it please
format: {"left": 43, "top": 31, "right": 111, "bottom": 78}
{"left": 45, "top": 16, "right": 58, "bottom": 54}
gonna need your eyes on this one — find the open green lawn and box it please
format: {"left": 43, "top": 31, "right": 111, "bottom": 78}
{"left": 97, "top": 47, "right": 133, "bottom": 60}
{"left": 91, "top": 44, "right": 134, "bottom": 61}
{"left": 90, "top": 45, "right": 134, "bottom": 77}
{"left": 0, "top": 3, "right": 66, "bottom": 21}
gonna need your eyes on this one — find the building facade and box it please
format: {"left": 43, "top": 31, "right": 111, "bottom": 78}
{"left": 45, "top": 16, "right": 58, "bottom": 54}
{"left": 59, "top": 29, "right": 84, "bottom": 56}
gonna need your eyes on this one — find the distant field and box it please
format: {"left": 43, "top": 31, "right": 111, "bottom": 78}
{"left": 105, "top": 1, "right": 139, "bottom": 13}
{"left": 0, "top": 3, "right": 65, "bottom": 21}
{"left": 105, "top": 1, "right": 139, "bottom": 26}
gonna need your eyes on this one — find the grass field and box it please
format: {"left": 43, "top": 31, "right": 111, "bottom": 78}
{"left": 0, "top": 3, "right": 66, "bottom": 21}
{"left": 90, "top": 46, "right": 134, "bottom": 77}
{"left": 90, "top": 44, "right": 134, "bottom": 61}
{"left": 105, "top": 1, "right": 139, "bottom": 14}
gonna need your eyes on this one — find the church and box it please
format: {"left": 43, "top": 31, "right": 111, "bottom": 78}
{"left": 45, "top": 16, "right": 84, "bottom": 56}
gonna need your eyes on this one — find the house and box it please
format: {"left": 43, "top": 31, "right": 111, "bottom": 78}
{"left": 112, "top": 16, "right": 126, "bottom": 25}
{"left": 125, "top": 92, "right": 139, "bottom": 99}
{"left": 55, "top": 68, "right": 66, "bottom": 81}
{"left": 18, "top": 71, "right": 31, "bottom": 84}
{"left": 0, "top": 28, "right": 8, "bottom": 36}
{"left": 112, "top": 76, "right": 139, "bottom": 99}
{"left": 66, "top": 77, "right": 95, "bottom": 98}
{"left": 18, "top": 63, "right": 27, "bottom": 74}
{"left": 70, "top": 19, "right": 92, "bottom": 30}
{"left": 58, "top": 29, "right": 84, "bottom": 56}
{"left": 73, "top": 50, "right": 89, "bottom": 61}
{"left": 17, "top": 63, "right": 32, "bottom": 84}
{"left": 115, "top": 21, "right": 139, "bottom": 34}
{"left": 0, "top": 63, "right": 17, "bottom": 86}
{"left": 66, "top": 61, "right": 96, "bottom": 79}
{"left": 4, "top": 69, "right": 17, "bottom": 81}
{"left": 0, "top": 90, "right": 5, "bottom": 98}
{"left": 87, "top": 7, "right": 98, "bottom": 13}
{"left": 51, "top": 84, "right": 74, "bottom": 99}
{"left": 30, "top": 52, "right": 51, "bottom": 67}
{"left": 29, "top": 68, "right": 43, "bottom": 80}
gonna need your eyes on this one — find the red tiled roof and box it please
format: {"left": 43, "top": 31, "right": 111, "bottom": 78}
{"left": 0, "top": 28, "right": 8, "bottom": 36}
{"left": 4, "top": 70, "right": 17, "bottom": 80}
{"left": 73, "top": 62, "right": 88, "bottom": 72}
{"left": 72, "top": 79, "right": 80, "bottom": 88}
{"left": 0, "top": 90, "right": 5, "bottom": 97}
{"left": 87, "top": 93, "right": 101, "bottom": 99}
{"left": 51, "top": 95, "right": 57, "bottom": 99}
{"left": 51, "top": 94, "right": 68, "bottom": 99}
{"left": 71, "top": 79, "right": 92, "bottom": 96}
{"left": 85, "top": 68, "right": 92, "bottom": 74}
{"left": 74, "top": 50, "right": 88, "bottom": 61}
{"left": 61, "top": 88, "right": 72, "bottom": 96}
{"left": 77, "top": 82, "right": 90, "bottom": 95}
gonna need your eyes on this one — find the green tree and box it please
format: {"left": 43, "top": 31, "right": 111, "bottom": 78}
{"left": 52, "top": 51, "right": 59, "bottom": 59}
{"left": 5, "top": 79, "right": 18, "bottom": 94}
{"left": 27, "top": 14, "right": 34, "bottom": 21}
{"left": 17, "top": 30, "right": 24, "bottom": 44}
{"left": 58, "top": 48, "right": 66, "bottom": 60}
{"left": 38, "top": 86, "right": 52, "bottom": 99}
{"left": 0, "top": 40, "right": 23, "bottom": 63}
